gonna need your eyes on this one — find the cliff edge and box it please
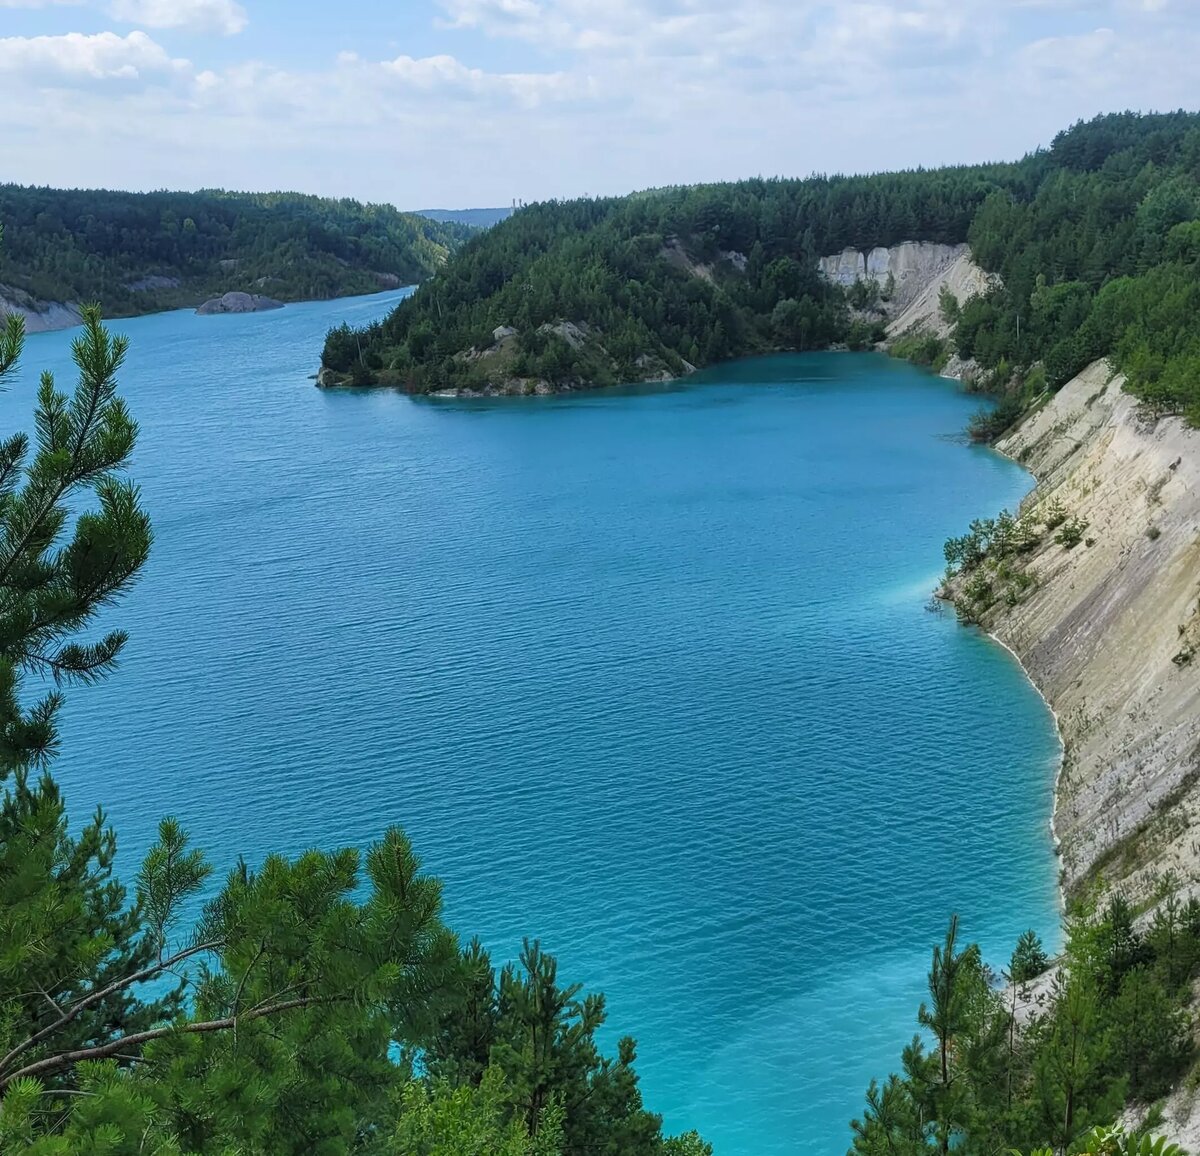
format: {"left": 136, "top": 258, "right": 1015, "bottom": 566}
{"left": 817, "top": 241, "right": 994, "bottom": 337}
{"left": 0, "top": 285, "right": 83, "bottom": 333}
{"left": 972, "top": 361, "right": 1200, "bottom": 903}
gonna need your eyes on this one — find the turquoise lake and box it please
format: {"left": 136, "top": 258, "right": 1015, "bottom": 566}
{"left": 5, "top": 291, "right": 1062, "bottom": 1154}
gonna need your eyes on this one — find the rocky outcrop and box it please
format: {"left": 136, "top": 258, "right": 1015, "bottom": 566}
{"left": 887, "top": 252, "right": 994, "bottom": 339}
{"left": 818, "top": 241, "right": 994, "bottom": 338}
{"left": 537, "top": 320, "right": 588, "bottom": 350}
{"left": 965, "top": 360, "right": 1200, "bottom": 904}
{"left": 661, "top": 239, "right": 747, "bottom": 285}
{"left": 0, "top": 285, "right": 83, "bottom": 333}
{"left": 414, "top": 319, "right": 696, "bottom": 398}
{"left": 196, "top": 292, "right": 284, "bottom": 316}
{"left": 820, "top": 242, "right": 972, "bottom": 307}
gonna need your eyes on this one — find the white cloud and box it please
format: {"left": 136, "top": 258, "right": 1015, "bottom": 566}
{"left": 108, "top": 0, "right": 248, "bottom": 35}
{"left": 0, "top": 0, "right": 1197, "bottom": 206}
{"left": 376, "top": 52, "right": 583, "bottom": 106}
{"left": 1019, "top": 25, "right": 1118, "bottom": 75}
{"left": 0, "top": 30, "right": 188, "bottom": 82}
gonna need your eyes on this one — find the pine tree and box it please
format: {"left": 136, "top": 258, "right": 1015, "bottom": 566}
{"left": 0, "top": 302, "right": 151, "bottom": 772}
{"left": 919, "top": 915, "right": 982, "bottom": 1154}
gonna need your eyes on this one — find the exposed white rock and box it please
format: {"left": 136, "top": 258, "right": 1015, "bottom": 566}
{"left": 0, "top": 284, "right": 83, "bottom": 333}
{"left": 979, "top": 361, "right": 1200, "bottom": 903}
{"left": 818, "top": 241, "right": 995, "bottom": 340}
{"left": 939, "top": 353, "right": 983, "bottom": 385}
{"left": 888, "top": 252, "right": 995, "bottom": 339}
{"left": 537, "top": 320, "right": 590, "bottom": 350}
{"left": 819, "top": 241, "right": 965, "bottom": 306}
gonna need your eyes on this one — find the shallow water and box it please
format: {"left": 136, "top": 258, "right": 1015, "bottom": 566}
{"left": 6, "top": 293, "right": 1061, "bottom": 1154}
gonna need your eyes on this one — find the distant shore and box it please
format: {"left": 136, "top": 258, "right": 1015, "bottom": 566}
{"left": 2, "top": 283, "right": 413, "bottom": 337}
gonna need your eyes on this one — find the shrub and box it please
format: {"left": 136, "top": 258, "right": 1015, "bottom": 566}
{"left": 1042, "top": 498, "right": 1069, "bottom": 531}
{"left": 967, "top": 393, "right": 1024, "bottom": 442}
{"left": 1055, "top": 515, "right": 1089, "bottom": 549}
{"left": 890, "top": 330, "right": 947, "bottom": 369}
{"left": 1010, "top": 929, "right": 1050, "bottom": 983}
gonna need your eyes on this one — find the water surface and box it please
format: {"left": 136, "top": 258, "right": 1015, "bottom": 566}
{"left": 6, "top": 294, "right": 1061, "bottom": 1155}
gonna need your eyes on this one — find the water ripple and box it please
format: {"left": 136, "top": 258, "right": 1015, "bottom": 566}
{"left": 4, "top": 301, "right": 1061, "bottom": 1156}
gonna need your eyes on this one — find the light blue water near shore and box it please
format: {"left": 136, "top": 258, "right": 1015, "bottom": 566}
{"left": 5, "top": 292, "right": 1061, "bottom": 1155}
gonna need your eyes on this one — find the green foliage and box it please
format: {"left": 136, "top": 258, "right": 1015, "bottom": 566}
{"left": 939, "top": 284, "right": 961, "bottom": 326}
{"left": 891, "top": 330, "right": 949, "bottom": 371}
{"left": 856, "top": 891, "right": 1200, "bottom": 1156}
{"left": 0, "top": 185, "right": 470, "bottom": 316}
{"left": 1042, "top": 499, "right": 1069, "bottom": 532}
{"left": 386, "top": 1067, "right": 564, "bottom": 1155}
{"left": 1013, "top": 1124, "right": 1185, "bottom": 1156}
{"left": 1011, "top": 931, "right": 1051, "bottom": 984}
{"left": 967, "top": 394, "right": 1025, "bottom": 443}
{"left": 944, "top": 509, "right": 1044, "bottom": 577}
{"left": 943, "top": 492, "right": 1091, "bottom": 623}
{"left": 323, "top": 163, "right": 1024, "bottom": 387}
{"left": 424, "top": 939, "right": 674, "bottom": 1156}
{"left": 0, "top": 301, "right": 151, "bottom": 771}
{"left": 963, "top": 113, "right": 1200, "bottom": 411}
{"left": 323, "top": 111, "right": 1200, "bottom": 416}
{"left": 1056, "top": 516, "right": 1090, "bottom": 550}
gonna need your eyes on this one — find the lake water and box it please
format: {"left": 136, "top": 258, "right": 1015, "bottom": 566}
{"left": 5, "top": 291, "right": 1061, "bottom": 1155}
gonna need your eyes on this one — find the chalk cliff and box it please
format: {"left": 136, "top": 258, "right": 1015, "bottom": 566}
{"left": 817, "top": 241, "right": 993, "bottom": 336}
{"left": 0, "top": 285, "right": 83, "bottom": 333}
{"left": 965, "top": 361, "right": 1200, "bottom": 904}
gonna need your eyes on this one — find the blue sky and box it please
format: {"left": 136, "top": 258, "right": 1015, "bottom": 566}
{"left": 1, "top": 0, "right": 1197, "bottom": 208}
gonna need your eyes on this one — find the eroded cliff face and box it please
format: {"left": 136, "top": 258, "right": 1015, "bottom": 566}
{"left": 0, "top": 285, "right": 83, "bottom": 333}
{"left": 817, "top": 241, "right": 993, "bottom": 335}
{"left": 974, "top": 361, "right": 1200, "bottom": 903}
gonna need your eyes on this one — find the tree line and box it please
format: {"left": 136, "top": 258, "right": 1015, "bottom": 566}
{"left": 0, "top": 185, "right": 471, "bottom": 319}
{"left": 320, "top": 161, "right": 1027, "bottom": 389}
{"left": 852, "top": 892, "right": 1198, "bottom": 1156}
{"left": 321, "top": 110, "right": 1200, "bottom": 426}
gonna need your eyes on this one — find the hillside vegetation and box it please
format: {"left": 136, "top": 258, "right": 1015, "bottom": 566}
{"left": 0, "top": 185, "right": 472, "bottom": 319}
{"left": 322, "top": 110, "right": 1200, "bottom": 423}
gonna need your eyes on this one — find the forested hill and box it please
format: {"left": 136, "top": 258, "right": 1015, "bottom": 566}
{"left": 322, "top": 160, "right": 1021, "bottom": 389}
{"left": 321, "top": 110, "right": 1200, "bottom": 423}
{"left": 0, "top": 185, "right": 472, "bottom": 320}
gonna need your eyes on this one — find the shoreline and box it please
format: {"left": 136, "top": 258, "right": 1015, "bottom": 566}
{"left": 932, "top": 382, "right": 1069, "bottom": 924}
{"left": 4, "top": 284, "right": 414, "bottom": 337}
{"left": 942, "top": 359, "right": 1200, "bottom": 908}
{"left": 983, "top": 625, "right": 1068, "bottom": 915}
{"left": 981, "top": 395, "right": 1068, "bottom": 914}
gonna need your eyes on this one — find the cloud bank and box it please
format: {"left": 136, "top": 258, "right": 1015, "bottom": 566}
{"left": 1, "top": 0, "right": 1196, "bottom": 206}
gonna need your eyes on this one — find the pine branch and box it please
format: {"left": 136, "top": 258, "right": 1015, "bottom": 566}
{"left": 0, "top": 996, "right": 352, "bottom": 1090}
{"left": 0, "top": 311, "right": 130, "bottom": 592}
{"left": 0, "top": 938, "right": 223, "bottom": 1077}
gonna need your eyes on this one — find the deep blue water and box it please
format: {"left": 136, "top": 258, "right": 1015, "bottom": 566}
{"left": 5, "top": 292, "right": 1061, "bottom": 1155}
